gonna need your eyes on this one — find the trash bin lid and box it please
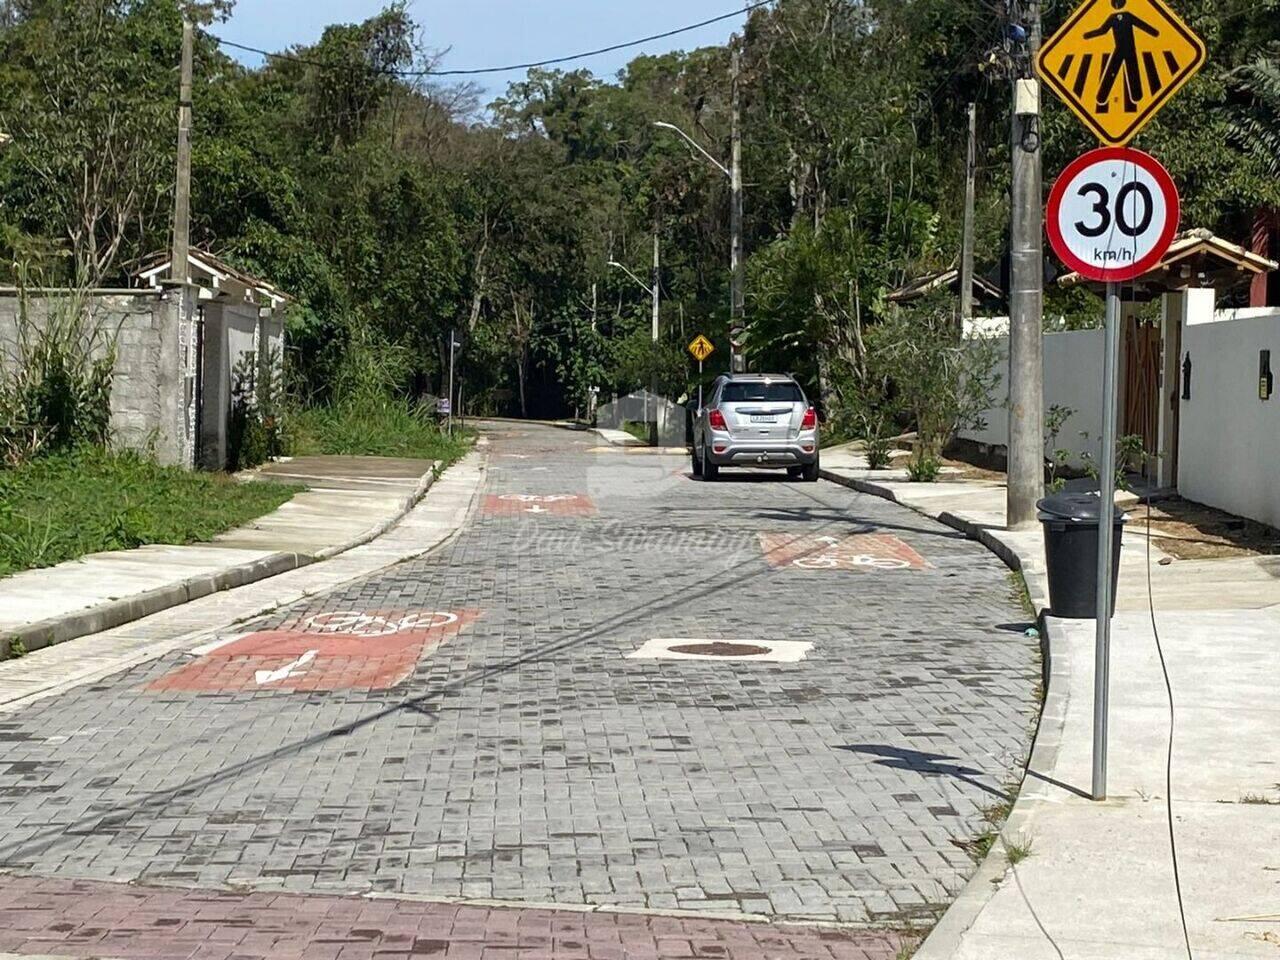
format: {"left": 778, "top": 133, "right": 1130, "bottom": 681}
{"left": 1037, "top": 491, "right": 1128, "bottom": 522}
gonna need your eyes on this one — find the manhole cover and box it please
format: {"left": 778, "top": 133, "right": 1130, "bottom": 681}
{"left": 669, "top": 642, "right": 771, "bottom": 657}
{"left": 628, "top": 638, "right": 813, "bottom": 663}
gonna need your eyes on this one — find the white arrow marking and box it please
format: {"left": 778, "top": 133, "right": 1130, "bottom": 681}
{"left": 526, "top": 505, "right": 547, "bottom": 513}
{"left": 254, "top": 650, "right": 318, "bottom": 685}
{"left": 816, "top": 536, "right": 840, "bottom": 545}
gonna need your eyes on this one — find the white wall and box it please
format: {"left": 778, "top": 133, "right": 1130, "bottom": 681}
{"left": 960, "top": 327, "right": 1107, "bottom": 467}
{"left": 1178, "top": 308, "right": 1280, "bottom": 527}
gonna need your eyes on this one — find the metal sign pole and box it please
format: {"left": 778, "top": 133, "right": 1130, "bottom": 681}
{"left": 698, "top": 359, "right": 703, "bottom": 411}
{"left": 1093, "top": 280, "right": 1122, "bottom": 801}
{"left": 448, "top": 329, "right": 456, "bottom": 438}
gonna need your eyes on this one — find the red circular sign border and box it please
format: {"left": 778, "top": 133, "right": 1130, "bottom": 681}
{"left": 1046, "top": 146, "right": 1180, "bottom": 284}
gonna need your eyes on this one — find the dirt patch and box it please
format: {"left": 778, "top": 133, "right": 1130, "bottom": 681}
{"left": 940, "top": 458, "right": 1007, "bottom": 483}
{"left": 1137, "top": 498, "right": 1280, "bottom": 560}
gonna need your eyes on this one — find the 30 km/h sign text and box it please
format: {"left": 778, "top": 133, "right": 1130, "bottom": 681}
{"left": 1047, "top": 147, "right": 1180, "bottom": 285}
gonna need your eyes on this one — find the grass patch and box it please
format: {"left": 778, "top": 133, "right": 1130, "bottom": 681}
{"left": 0, "top": 447, "right": 299, "bottom": 579}
{"left": 621, "top": 420, "right": 653, "bottom": 445}
{"left": 1008, "top": 570, "right": 1035, "bottom": 618}
{"left": 1239, "top": 792, "right": 1280, "bottom": 805}
{"left": 1004, "top": 834, "right": 1034, "bottom": 864}
{"left": 291, "top": 399, "right": 472, "bottom": 464}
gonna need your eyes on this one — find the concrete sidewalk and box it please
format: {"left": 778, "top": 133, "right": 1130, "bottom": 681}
{"left": 0, "top": 451, "right": 484, "bottom": 711}
{"left": 0, "top": 456, "right": 440, "bottom": 659}
{"left": 821, "top": 448, "right": 1280, "bottom": 960}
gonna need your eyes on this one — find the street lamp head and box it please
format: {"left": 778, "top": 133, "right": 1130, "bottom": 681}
{"left": 652, "top": 121, "right": 676, "bottom": 131}
{"left": 607, "top": 260, "right": 622, "bottom": 269}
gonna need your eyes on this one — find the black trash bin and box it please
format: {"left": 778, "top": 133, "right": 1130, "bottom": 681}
{"left": 1038, "top": 492, "right": 1126, "bottom": 619}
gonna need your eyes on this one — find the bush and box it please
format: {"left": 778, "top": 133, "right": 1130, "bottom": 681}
{"left": 228, "top": 347, "right": 287, "bottom": 472}
{"left": 864, "top": 293, "right": 1000, "bottom": 482}
{"left": 907, "top": 456, "right": 943, "bottom": 483}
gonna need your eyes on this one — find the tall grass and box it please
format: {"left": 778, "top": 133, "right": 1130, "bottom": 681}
{"left": 0, "top": 447, "right": 299, "bottom": 578}
{"left": 290, "top": 323, "right": 471, "bottom": 465}
{"left": 0, "top": 280, "right": 116, "bottom": 466}
{"left": 291, "top": 397, "right": 470, "bottom": 464}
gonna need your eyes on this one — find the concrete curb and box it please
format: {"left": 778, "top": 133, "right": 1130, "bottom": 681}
{"left": 4, "top": 464, "right": 440, "bottom": 661}
{"left": 819, "top": 468, "right": 1068, "bottom": 960}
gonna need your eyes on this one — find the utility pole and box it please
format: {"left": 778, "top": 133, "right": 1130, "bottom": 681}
{"left": 729, "top": 40, "right": 746, "bottom": 374}
{"left": 170, "top": 19, "right": 194, "bottom": 283}
{"left": 1007, "top": 0, "right": 1045, "bottom": 529}
{"left": 960, "top": 102, "right": 977, "bottom": 324}
{"left": 650, "top": 230, "right": 661, "bottom": 447}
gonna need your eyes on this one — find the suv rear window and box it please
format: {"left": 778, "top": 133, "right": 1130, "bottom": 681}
{"left": 721, "top": 381, "right": 804, "bottom": 403}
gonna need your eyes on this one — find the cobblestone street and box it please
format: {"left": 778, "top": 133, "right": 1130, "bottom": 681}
{"left": 0, "top": 422, "right": 1041, "bottom": 957}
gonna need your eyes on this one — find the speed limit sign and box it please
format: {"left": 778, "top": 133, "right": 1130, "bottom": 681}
{"left": 1046, "top": 147, "right": 1179, "bottom": 284}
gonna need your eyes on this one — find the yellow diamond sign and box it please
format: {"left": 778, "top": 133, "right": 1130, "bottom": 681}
{"left": 688, "top": 334, "right": 715, "bottom": 364}
{"left": 1037, "top": 0, "right": 1205, "bottom": 146}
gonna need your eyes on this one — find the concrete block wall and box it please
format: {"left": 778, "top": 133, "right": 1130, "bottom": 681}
{"left": 0, "top": 291, "right": 188, "bottom": 465}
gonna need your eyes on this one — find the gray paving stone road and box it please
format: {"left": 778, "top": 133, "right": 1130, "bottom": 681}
{"left": 0, "top": 422, "right": 1041, "bottom": 932}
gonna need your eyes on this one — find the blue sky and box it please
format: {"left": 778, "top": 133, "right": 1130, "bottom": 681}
{"left": 218, "top": 1, "right": 751, "bottom": 103}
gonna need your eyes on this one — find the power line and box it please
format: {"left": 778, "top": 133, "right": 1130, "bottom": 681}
{"left": 209, "top": 1, "right": 772, "bottom": 79}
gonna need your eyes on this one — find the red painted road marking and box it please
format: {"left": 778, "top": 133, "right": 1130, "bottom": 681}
{"left": 759, "top": 532, "right": 929, "bottom": 571}
{"left": 148, "top": 609, "right": 479, "bottom": 694}
{"left": 483, "top": 493, "right": 596, "bottom": 516}
{"left": 0, "top": 874, "right": 910, "bottom": 960}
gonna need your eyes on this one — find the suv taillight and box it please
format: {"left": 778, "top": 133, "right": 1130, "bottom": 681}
{"left": 800, "top": 407, "right": 818, "bottom": 430}
{"left": 708, "top": 409, "right": 728, "bottom": 431}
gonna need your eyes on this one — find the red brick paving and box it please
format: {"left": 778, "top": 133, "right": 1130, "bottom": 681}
{"left": 758, "top": 533, "right": 929, "bottom": 572}
{"left": 481, "top": 495, "right": 596, "bottom": 517}
{"left": 148, "top": 610, "right": 479, "bottom": 694}
{"left": 0, "top": 876, "right": 909, "bottom": 960}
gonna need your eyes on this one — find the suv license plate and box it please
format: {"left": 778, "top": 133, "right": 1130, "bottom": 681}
{"left": 750, "top": 415, "right": 776, "bottom": 423}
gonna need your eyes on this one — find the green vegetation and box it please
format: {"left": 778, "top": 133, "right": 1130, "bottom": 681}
{"left": 0, "top": 447, "right": 299, "bottom": 578}
{"left": 1009, "top": 571, "right": 1036, "bottom": 620}
{"left": 1, "top": 0, "right": 1279, "bottom": 452}
{"left": 1004, "top": 834, "right": 1034, "bottom": 865}
{"left": 621, "top": 421, "right": 653, "bottom": 445}
{"left": 291, "top": 399, "right": 472, "bottom": 466}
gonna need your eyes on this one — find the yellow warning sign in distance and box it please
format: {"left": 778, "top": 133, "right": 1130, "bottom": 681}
{"left": 688, "top": 334, "right": 715, "bottom": 364}
{"left": 1037, "top": 0, "right": 1206, "bottom": 146}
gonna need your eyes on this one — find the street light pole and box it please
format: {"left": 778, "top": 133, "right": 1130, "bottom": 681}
{"left": 729, "top": 41, "right": 746, "bottom": 373}
{"left": 653, "top": 55, "right": 747, "bottom": 374}
{"left": 607, "top": 250, "right": 663, "bottom": 446}
{"left": 650, "top": 231, "right": 661, "bottom": 446}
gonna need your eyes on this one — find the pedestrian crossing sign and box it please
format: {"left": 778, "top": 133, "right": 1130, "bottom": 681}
{"left": 688, "top": 334, "right": 715, "bottom": 363}
{"left": 1037, "top": 0, "right": 1205, "bottom": 146}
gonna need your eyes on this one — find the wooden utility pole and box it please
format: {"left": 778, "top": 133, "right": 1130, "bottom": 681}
{"left": 729, "top": 40, "right": 746, "bottom": 373}
{"left": 960, "top": 102, "right": 977, "bottom": 323}
{"left": 171, "top": 20, "right": 194, "bottom": 283}
{"left": 1007, "top": 0, "right": 1045, "bottom": 529}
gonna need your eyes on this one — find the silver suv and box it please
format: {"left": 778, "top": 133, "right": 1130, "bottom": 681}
{"left": 692, "top": 374, "right": 820, "bottom": 481}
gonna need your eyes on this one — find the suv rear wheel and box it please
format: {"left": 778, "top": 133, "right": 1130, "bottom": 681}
{"left": 801, "top": 457, "right": 820, "bottom": 482}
